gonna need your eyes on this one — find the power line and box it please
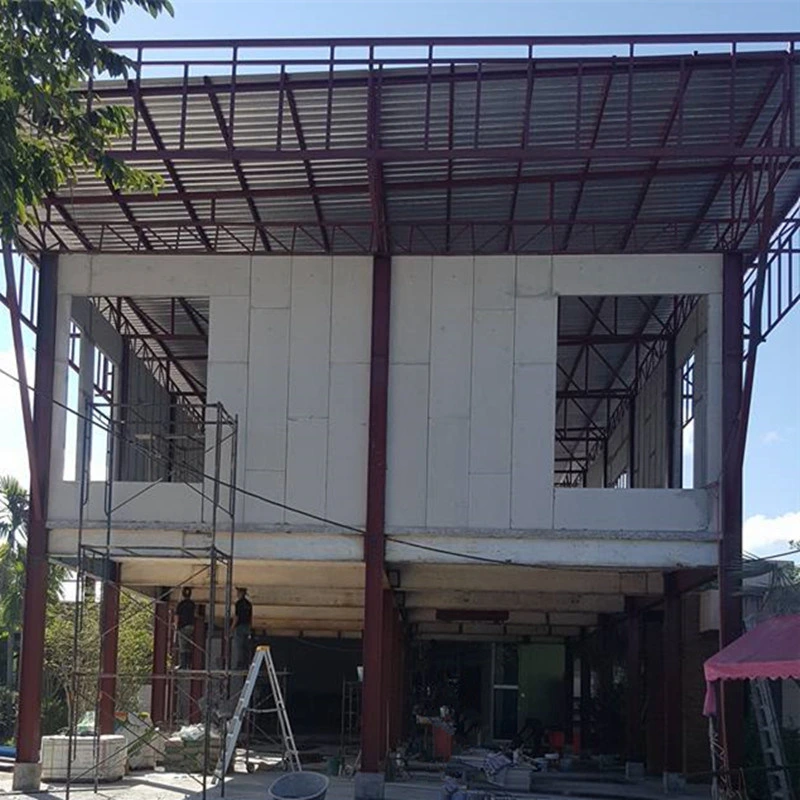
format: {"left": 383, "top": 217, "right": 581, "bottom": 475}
{"left": 1, "top": 363, "right": 798, "bottom": 571}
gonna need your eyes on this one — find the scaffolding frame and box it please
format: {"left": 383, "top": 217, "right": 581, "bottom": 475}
{"left": 61, "top": 396, "right": 241, "bottom": 800}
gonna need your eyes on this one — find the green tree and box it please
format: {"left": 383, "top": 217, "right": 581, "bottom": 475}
{"left": 0, "top": 0, "right": 174, "bottom": 238}
{"left": 44, "top": 588, "right": 154, "bottom": 730}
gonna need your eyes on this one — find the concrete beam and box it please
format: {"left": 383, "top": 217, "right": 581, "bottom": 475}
{"left": 247, "top": 605, "right": 363, "bottom": 622}
{"left": 257, "top": 619, "right": 363, "bottom": 632}
{"left": 403, "top": 590, "right": 626, "bottom": 613}
{"left": 171, "top": 587, "right": 365, "bottom": 607}
{"left": 118, "top": 559, "right": 365, "bottom": 589}
{"left": 416, "top": 621, "right": 584, "bottom": 637}
{"left": 397, "top": 564, "right": 659, "bottom": 595}
{"left": 407, "top": 609, "right": 598, "bottom": 627}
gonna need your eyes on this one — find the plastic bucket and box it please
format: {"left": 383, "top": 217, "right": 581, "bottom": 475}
{"left": 268, "top": 771, "right": 329, "bottom": 800}
{"left": 326, "top": 756, "right": 341, "bottom": 776}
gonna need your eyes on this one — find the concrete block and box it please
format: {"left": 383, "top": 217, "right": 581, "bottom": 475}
{"left": 285, "top": 418, "right": 328, "bottom": 526}
{"left": 247, "top": 308, "right": 290, "bottom": 471}
{"left": 514, "top": 296, "right": 558, "bottom": 365}
{"left": 625, "top": 761, "right": 645, "bottom": 780}
{"left": 58, "top": 254, "right": 92, "bottom": 295}
{"left": 251, "top": 255, "right": 291, "bottom": 308}
{"left": 354, "top": 771, "right": 385, "bottom": 799}
{"left": 326, "top": 364, "right": 369, "bottom": 526}
{"left": 208, "top": 296, "right": 250, "bottom": 363}
{"left": 386, "top": 364, "right": 429, "bottom": 527}
{"left": 12, "top": 763, "right": 41, "bottom": 792}
{"left": 331, "top": 256, "right": 372, "bottom": 364}
{"left": 475, "top": 255, "right": 515, "bottom": 309}
{"left": 662, "top": 772, "right": 686, "bottom": 793}
{"left": 288, "top": 257, "right": 331, "bottom": 419}
{"left": 88, "top": 254, "right": 251, "bottom": 297}
{"left": 430, "top": 256, "right": 473, "bottom": 419}
{"left": 243, "top": 469, "right": 285, "bottom": 524}
{"left": 470, "top": 310, "right": 513, "bottom": 474}
{"left": 516, "top": 255, "right": 553, "bottom": 297}
{"left": 391, "top": 256, "right": 432, "bottom": 364}
{"left": 511, "top": 364, "right": 556, "bottom": 529}
{"left": 553, "top": 489, "right": 709, "bottom": 532}
{"left": 553, "top": 254, "right": 722, "bottom": 296}
{"left": 469, "top": 474, "right": 511, "bottom": 529}
{"left": 427, "top": 417, "right": 469, "bottom": 527}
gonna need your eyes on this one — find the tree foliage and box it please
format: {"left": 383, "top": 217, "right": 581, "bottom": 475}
{"left": 45, "top": 588, "right": 154, "bottom": 727}
{"left": 0, "top": 0, "right": 174, "bottom": 237}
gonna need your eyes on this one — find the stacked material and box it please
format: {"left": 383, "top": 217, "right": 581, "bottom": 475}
{"left": 41, "top": 735, "right": 127, "bottom": 782}
{"left": 162, "top": 725, "right": 221, "bottom": 774}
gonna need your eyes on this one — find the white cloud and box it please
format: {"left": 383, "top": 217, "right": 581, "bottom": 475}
{"left": 744, "top": 511, "right": 800, "bottom": 562}
{"left": 761, "top": 431, "right": 783, "bottom": 445}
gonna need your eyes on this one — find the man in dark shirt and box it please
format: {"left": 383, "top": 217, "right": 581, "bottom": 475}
{"left": 231, "top": 587, "right": 253, "bottom": 671}
{"left": 175, "top": 587, "right": 196, "bottom": 669}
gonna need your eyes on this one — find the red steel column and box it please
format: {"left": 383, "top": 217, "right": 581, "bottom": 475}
{"left": 99, "top": 566, "right": 121, "bottom": 735}
{"left": 151, "top": 588, "right": 170, "bottom": 725}
{"left": 14, "top": 254, "right": 58, "bottom": 788}
{"left": 662, "top": 573, "right": 683, "bottom": 784}
{"left": 380, "top": 589, "right": 394, "bottom": 755}
{"left": 563, "top": 638, "right": 574, "bottom": 746}
{"left": 190, "top": 605, "right": 205, "bottom": 724}
{"left": 361, "top": 254, "right": 391, "bottom": 774}
{"left": 579, "top": 628, "right": 592, "bottom": 753}
{"left": 720, "top": 252, "right": 745, "bottom": 770}
{"left": 625, "top": 597, "right": 644, "bottom": 768}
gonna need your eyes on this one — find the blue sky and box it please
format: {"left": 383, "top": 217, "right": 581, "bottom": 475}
{"left": 0, "top": 0, "right": 798, "bottom": 557}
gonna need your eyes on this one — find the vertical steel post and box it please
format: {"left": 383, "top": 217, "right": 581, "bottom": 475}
{"left": 628, "top": 398, "right": 636, "bottom": 487}
{"left": 13, "top": 254, "right": 58, "bottom": 791}
{"left": 662, "top": 572, "right": 683, "bottom": 787}
{"left": 190, "top": 605, "right": 206, "bottom": 724}
{"left": 98, "top": 564, "right": 120, "bottom": 735}
{"left": 625, "top": 597, "right": 644, "bottom": 768}
{"left": 563, "top": 638, "right": 574, "bottom": 745}
{"left": 361, "top": 254, "right": 391, "bottom": 775}
{"left": 151, "top": 587, "right": 170, "bottom": 726}
{"left": 579, "top": 627, "right": 591, "bottom": 753}
{"left": 720, "top": 251, "right": 745, "bottom": 770}
{"left": 665, "top": 335, "right": 677, "bottom": 488}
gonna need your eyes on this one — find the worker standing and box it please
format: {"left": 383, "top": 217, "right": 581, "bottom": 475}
{"left": 175, "top": 587, "right": 196, "bottom": 669}
{"left": 231, "top": 587, "right": 253, "bottom": 671}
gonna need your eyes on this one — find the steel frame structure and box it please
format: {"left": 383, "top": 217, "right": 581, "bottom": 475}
{"left": 4, "top": 32, "right": 800, "bottom": 792}
{"left": 17, "top": 33, "right": 800, "bottom": 258}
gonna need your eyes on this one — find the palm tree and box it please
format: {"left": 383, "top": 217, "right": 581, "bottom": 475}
{"left": 0, "top": 476, "right": 28, "bottom": 688}
{"left": 0, "top": 476, "right": 65, "bottom": 689}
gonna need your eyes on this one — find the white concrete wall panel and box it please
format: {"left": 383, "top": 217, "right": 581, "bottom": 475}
{"left": 469, "top": 310, "right": 513, "bottom": 475}
{"left": 474, "top": 256, "right": 515, "bottom": 310}
{"left": 243, "top": 469, "right": 286, "bottom": 525}
{"left": 331, "top": 257, "right": 372, "bottom": 364}
{"left": 208, "top": 297, "right": 251, "bottom": 364}
{"left": 286, "top": 418, "right": 328, "bottom": 525}
{"left": 427, "top": 417, "right": 470, "bottom": 526}
{"left": 552, "top": 254, "right": 722, "bottom": 296}
{"left": 287, "top": 256, "right": 332, "bottom": 420}
{"left": 326, "top": 363, "right": 369, "bottom": 525}
{"left": 251, "top": 256, "right": 291, "bottom": 309}
{"left": 429, "top": 256, "right": 474, "bottom": 419}
{"left": 391, "top": 257, "right": 432, "bottom": 364}
{"left": 469, "top": 474, "right": 511, "bottom": 529}
{"left": 246, "top": 308, "right": 290, "bottom": 472}
{"left": 386, "top": 364, "right": 429, "bottom": 527}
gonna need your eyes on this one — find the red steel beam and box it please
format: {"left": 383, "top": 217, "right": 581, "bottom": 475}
{"left": 625, "top": 597, "right": 644, "bottom": 766}
{"left": 619, "top": 59, "right": 693, "bottom": 251}
{"left": 361, "top": 254, "right": 391, "bottom": 774}
{"left": 286, "top": 83, "right": 331, "bottom": 253}
{"left": 128, "top": 84, "right": 213, "bottom": 251}
{"left": 561, "top": 70, "right": 614, "bottom": 251}
{"left": 719, "top": 251, "right": 745, "bottom": 771}
{"left": 124, "top": 297, "right": 207, "bottom": 396}
{"left": 99, "top": 567, "right": 121, "bottom": 735}
{"left": 205, "top": 78, "right": 272, "bottom": 253}
{"left": 662, "top": 572, "right": 683, "bottom": 780}
{"left": 14, "top": 254, "right": 58, "bottom": 787}
{"left": 150, "top": 588, "right": 170, "bottom": 726}
{"left": 46, "top": 162, "right": 777, "bottom": 208}
{"left": 109, "top": 143, "right": 800, "bottom": 164}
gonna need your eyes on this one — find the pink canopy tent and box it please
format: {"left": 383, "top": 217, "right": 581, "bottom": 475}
{"left": 704, "top": 615, "right": 800, "bottom": 716}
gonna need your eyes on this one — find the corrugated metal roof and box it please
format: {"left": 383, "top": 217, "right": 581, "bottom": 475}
{"left": 19, "top": 38, "right": 799, "bottom": 256}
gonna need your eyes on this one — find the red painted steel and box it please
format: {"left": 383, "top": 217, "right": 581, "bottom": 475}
{"left": 720, "top": 252, "right": 745, "bottom": 770}
{"left": 190, "top": 606, "right": 205, "bottom": 724}
{"left": 99, "top": 571, "right": 121, "bottom": 735}
{"left": 15, "top": 254, "right": 57, "bottom": 768}
{"left": 662, "top": 573, "right": 683, "bottom": 775}
{"left": 150, "top": 589, "right": 170, "bottom": 725}
{"left": 361, "top": 254, "right": 391, "bottom": 773}
{"left": 625, "top": 597, "right": 644, "bottom": 764}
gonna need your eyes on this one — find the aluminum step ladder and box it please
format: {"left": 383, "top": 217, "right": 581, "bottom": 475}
{"left": 215, "top": 645, "right": 301, "bottom": 778}
{"left": 750, "top": 677, "right": 794, "bottom": 800}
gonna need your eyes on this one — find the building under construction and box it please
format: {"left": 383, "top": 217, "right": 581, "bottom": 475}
{"left": 4, "top": 32, "right": 800, "bottom": 799}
